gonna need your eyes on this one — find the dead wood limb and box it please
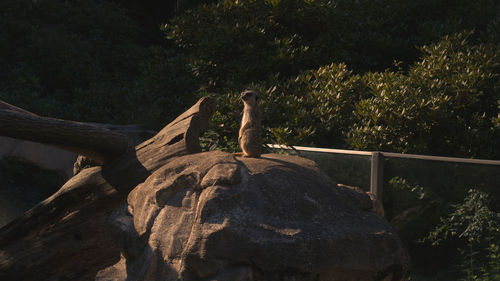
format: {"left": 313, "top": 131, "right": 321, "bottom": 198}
{"left": 102, "top": 96, "right": 217, "bottom": 193}
{"left": 0, "top": 167, "right": 121, "bottom": 281}
{"left": 0, "top": 96, "right": 216, "bottom": 191}
{"left": 0, "top": 100, "right": 39, "bottom": 116}
{"left": 0, "top": 97, "right": 217, "bottom": 280}
{"left": 0, "top": 108, "right": 129, "bottom": 164}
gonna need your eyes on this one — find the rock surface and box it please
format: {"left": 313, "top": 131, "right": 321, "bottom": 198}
{"left": 0, "top": 167, "right": 121, "bottom": 281}
{"left": 0, "top": 97, "right": 216, "bottom": 281}
{"left": 97, "top": 151, "right": 409, "bottom": 281}
{"left": 0, "top": 98, "right": 408, "bottom": 281}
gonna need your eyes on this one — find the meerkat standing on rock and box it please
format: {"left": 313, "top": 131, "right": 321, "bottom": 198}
{"left": 238, "top": 90, "right": 261, "bottom": 157}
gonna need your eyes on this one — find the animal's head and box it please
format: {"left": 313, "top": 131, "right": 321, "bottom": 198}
{"left": 241, "top": 90, "right": 258, "bottom": 105}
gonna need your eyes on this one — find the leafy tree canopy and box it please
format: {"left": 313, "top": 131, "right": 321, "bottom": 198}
{"left": 167, "top": 0, "right": 500, "bottom": 92}
{"left": 1, "top": 0, "right": 500, "bottom": 159}
{"left": 0, "top": 0, "right": 198, "bottom": 129}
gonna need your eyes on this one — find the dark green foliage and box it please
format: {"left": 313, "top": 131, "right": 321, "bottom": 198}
{"left": 2, "top": 0, "right": 500, "bottom": 159}
{"left": 167, "top": 0, "right": 500, "bottom": 92}
{"left": 167, "top": 0, "right": 500, "bottom": 160}
{"left": 0, "top": 0, "right": 198, "bottom": 129}
{"left": 350, "top": 32, "right": 500, "bottom": 159}
{"left": 206, "top": 32, "right": 500, "bottom": 160}
{"left": 129, "top": 47, "right": 200, "bottom": 128}
{"left": 205, "top": 63, "right": 366, "bottom": 151}
{"left": 0, "top": 158, "right": 62, "bottom": 227}
{"left": 425, "top": 190, "right": 499, "bottom": 247}
{"left": 108, "top": 0, "right": 177, "bottom": 42}
{"left": 0, "top": 157, "right": 62, "bottom": 196}
{"left": 387, "top": 178, "right": 500, "bottom": 280}
{"left": 266, "top": 64, "right": 366, "bottom": 147}
{"left": 386, "top": 177, "right": 454, "bottom": 278}
{"left": 423, "top": 189, "right": 500, "bottom": 280}
{"left": 1, "top": 0, "right": 500, "bottom": 279}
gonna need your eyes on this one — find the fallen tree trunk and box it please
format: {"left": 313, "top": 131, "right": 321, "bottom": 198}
{"left": 0, "top": 104, "right": 129, "bottom": 164}
{"left": 0, "top": 97, "right": 216, "bottom": 175}
{"left": 0, "top": 97, "right": 410, "bottom": 281}
{"left": 0, "top": 167, "right": 121, "bottom": 281}
{"left": 0, "top": 97, "right": 217, "bottom": 281}
{"left": 102, "top": 96, "right": 217, "bottom": 192}
{"left": 0, "top": 100, "right": 38, "bottom": 116}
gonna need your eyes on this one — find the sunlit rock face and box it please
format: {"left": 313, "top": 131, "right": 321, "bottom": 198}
{"left": 97, "top": 151, "right": 408, "bottom": 281}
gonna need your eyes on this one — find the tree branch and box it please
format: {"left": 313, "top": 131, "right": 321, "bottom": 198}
{"left": 102, "top": 96, "right": 217, "bottom": 192}
{"left": 0, "top": 102, "right": 129, "bottom": 164}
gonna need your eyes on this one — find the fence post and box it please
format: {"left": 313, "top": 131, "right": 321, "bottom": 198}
{"left": 370, "top": 152, "right": 384, "bottom": 202}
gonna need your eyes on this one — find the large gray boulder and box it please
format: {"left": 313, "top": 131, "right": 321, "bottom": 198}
{"left": 0, "top": 98, "right": 408, "bottom": 280}
{"left": 97, "top": 151, "right": 408, "bottom": 281}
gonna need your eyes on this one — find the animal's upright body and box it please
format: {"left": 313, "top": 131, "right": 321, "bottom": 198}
{"left": 239, "top": 90, "right": 261, "bottom": 157}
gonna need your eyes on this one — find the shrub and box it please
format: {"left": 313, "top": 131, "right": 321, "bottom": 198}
{"left": 209, "top": 32, "right": 500, "bottom": 160}
{"left": 167, "top": 0, "right": 407, "bottom": 91}
{"left": 167, "top": 0, "right": 500, "bottom": 92}
{"left": 205, "top": 63, "right": 366, "bottom": 151}
{"left": 387, "top": 178, "right": 500, "bottom": 280}
{"left": 349, "top": 32, "right": 500, "bottom": 159}
{"left": 424, "top": 189, "right": 500, "bottom": 280}
{"left": 0, "top": 0, "right": 198, "bottom": 129}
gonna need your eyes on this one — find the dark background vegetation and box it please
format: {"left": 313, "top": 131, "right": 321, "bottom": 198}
{"left": 1, "top": 0, "right": 499, "bottom": 280}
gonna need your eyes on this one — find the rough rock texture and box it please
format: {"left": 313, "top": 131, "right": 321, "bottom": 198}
{"left": 0, "top": 167, "right": 122, "bottom": 281}
{"left": 0, "top": 97, "right": 408, "bottom": 281}
{"left": 0, "top": 97, "right": 216, "bottom": 281}
{"left": 97, "top": 151, "right": 409, "bottom": 281}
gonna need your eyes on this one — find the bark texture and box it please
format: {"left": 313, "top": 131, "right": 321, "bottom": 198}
{"left": 102, "top": 96, "right": 216, "bottom": 193}
{"left": 0, "top": 167, "right": 122, "bottom": 281}
{"left": 0, "top": 97, "right": 409, "bottom": 281}
{"left": 0, "top": 101, "right": 129, "bottom": 163}
{"left": 0, "top": 97, "right": 217, "bottom": 281}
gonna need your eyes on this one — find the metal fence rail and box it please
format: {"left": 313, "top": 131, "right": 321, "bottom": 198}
{"left": 268, "top": 144, "right": 500, "bottom": 202}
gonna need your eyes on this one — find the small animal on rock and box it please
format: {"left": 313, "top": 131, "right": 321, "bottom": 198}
{"left": 238, "top": 90, "right": 261, "bottom": 157}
